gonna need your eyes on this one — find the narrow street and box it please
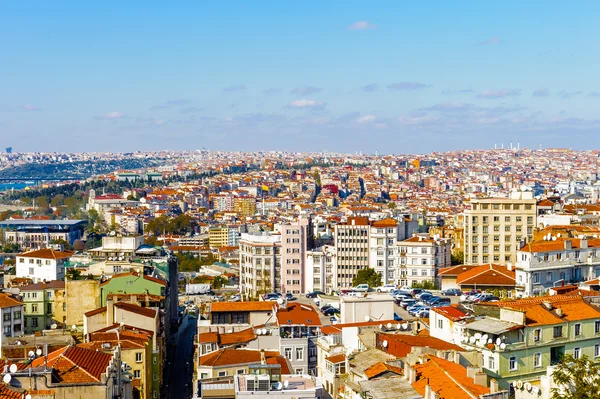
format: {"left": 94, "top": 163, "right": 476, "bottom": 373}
{"left": 165, "top": 315, "right": 197, "bottom": 399}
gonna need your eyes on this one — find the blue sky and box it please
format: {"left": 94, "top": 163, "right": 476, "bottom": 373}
{"left": 1, "top": 1, "right": 600, "bottom": 153}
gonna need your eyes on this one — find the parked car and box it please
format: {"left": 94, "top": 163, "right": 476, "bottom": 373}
{"left": 417, "top": 293, "right": 434, "bottom": 303}
{"left": 416, "top": 308, "right": 431, "bottom": 318}
{"left": 476, "top": 295, "right": 500, "bottom": 303}
{"left": 330, "top": 315, "right": 338, "bottom": 323}
{"left": 441, "top": 288, "right": 462, "bottom": 296}
{"left": 460, "top": 289, "right": 481, "bottom": 302}
{"left": 320, "top": 305, "right": 334, "bottom": 313}
{"left": 394, "top": 313, "right": 403, "bottom": 321}
{"left": 464, "top": 293, "right": 486, "bottom": 303}
{"left": 400, "top": 299, "right": 417, "bottom": 309}
{"left": 285, "top": 293, "right": 297, "bottom": 301}
{"left": 408, "top": 305, "right": 428, "bottom": 316}
{"left": 323, "top": 307, "right": 339, "bottom": 316}
{"left": 306, "top": 291, "right": 325, "bottom": 298}
{"left": 428, "top": 297, "right": 451, "bottom": 306}
{"left": 353, "top": 284, "right": 370, "bottom": 292}
{"left": 415, "top": 291, "right": 432, "bottom": 299}
{"left": 411, "top": 288, "right": 424, "bottom": 297}
{"left": 424, "top": 296, "right": 441, "bottom": 305}
{"left": 375, "top": 284, "right": 397, "bottom": 293}
{"left": 229, "top": 294, "right": 241, "bottom": 302}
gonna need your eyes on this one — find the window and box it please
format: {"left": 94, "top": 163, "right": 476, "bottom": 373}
{"left": 218, "top": 371, "right": 227, "bottom": 377}
{"left": 488, "top": 356, "right": 495, "bottom": 370}
{"left": 284, "top": 347, "right": 292, "bottom": 359}
{"left": 295, "top": 368, "right": 303, "bottom": 374}
{"left": 32, "top": 318, "right": 38, "bottom": 327}
{"left": 574, "top": 347, "right": 581, "bottom": 359}
{"left": 134, "top": 370, "right": 141, "bottom": 378}
{"left": 437, "top": 319, "right": 443, "bottom": 329}
{"left": 296, "top": 348, "right": 303, "bottom": 361}
{"left": 32, "top": 304, "right": 38, "bottom": 313}
{"left": 534, "top": 353, "right": 542, "bottom": 368}
{"left": 575, "top": 323, "right": 582, "bottom": 337}
{"left": 29, "top": 268, "right": 34, "bottom": 275}
{"left": 596, "top": 344, "right": 600, "bottom": 358}
{"left": 595, "top": 320, "right": 600, "bottom": 334}
{"left": 3, "top": 313, "right": 9, "bottom": 322}
{"left": 237, "top": 369, "right": 245, "bottom": 375}
{"left": 509, "top": 356, "right": 517, "bottom": 371}
{"left": 553, "top": 326, "right": 563, "bottom": 338}
{"left": 136, "top": 352, "right": 142, "bottom": 363}
{"left": 534, "top": 329, "right": 541, "bottom": 342}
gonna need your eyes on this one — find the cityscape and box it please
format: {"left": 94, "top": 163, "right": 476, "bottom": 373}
{"left": 2, "top": 2, "right": 600, "bottom": 399}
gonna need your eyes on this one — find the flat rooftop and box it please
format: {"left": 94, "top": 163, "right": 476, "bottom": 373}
{"left": 0, "top": 220, "right": 86, "bottom": 227}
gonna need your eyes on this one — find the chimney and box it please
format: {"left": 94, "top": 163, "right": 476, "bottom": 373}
{"left": 490, "top": 379, "right": 499, "bottom": 393}
{"left": 581, "top": 238, "right": 588, "bottom": 249}
{"left": 542, "top": 301, "right": 553, "bottom": 311}
{"left": 466, "top": 366, "right": 479, "bottom": 379}
{"left": 453, "top": 351, "right": 461, "bottom": 365}
{"left": 260, "top": 349, "right": 266, "bottom": 365}
{"left": 473, "top": 372, "right": 487, "bottom": 387}
{"left": 506, "top": 262, "right": 513, "bottom": 271}
{"left": 106, "top": 296, "right": 115, "bottom": 325}
{"left": 565, "top": 240, "right": 572, "bottom": 250}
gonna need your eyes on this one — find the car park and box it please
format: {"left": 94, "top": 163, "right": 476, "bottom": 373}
{"left": 306, "top": 291, "right": 325, "bottom": 298}
{"left": 285, "top": 293, "right": 297, "bottom": 301}
{"left": 400, "top": 299, "right": 417, "bottom": 309}
{"left": 410, "top": 288, "right": 424, "bottom": 297}
{"left": 428, "top": 297, "right": 451, "bottom": 306}
{"left": 353, "top": 284, "right": 370, "bottom": 292}
{"left": 415, "top": 291, "right": 432, "bottom": 299}
{"left": 441, "top": 288, "right": 462, "bottom": 296}
{"left": 460, "top": 289, "right": 481, "bottom": 302}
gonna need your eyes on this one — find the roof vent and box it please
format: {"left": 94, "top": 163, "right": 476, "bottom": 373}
{"left": 542, "top": 301, "right": 553, "bottom": 311}
{"left": 556, "top": 308, "right": 564, "bottom": 317}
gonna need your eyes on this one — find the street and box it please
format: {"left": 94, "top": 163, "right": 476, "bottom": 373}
{"left": 165, "top": 315, "right": 197, "bottom": 399}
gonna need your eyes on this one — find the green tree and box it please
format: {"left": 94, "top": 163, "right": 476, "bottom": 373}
{"left": 352, "top": 268, "right": 382, "bottom": 288}
{"left": 451, "top": 251, "right": 464, "bottom": 266}
{"left": 551, "top": 354, "right": 600, "bottom": 399}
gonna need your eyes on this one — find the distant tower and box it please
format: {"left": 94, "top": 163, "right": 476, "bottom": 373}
{"left": 5, "top": 147, "right": 12, "bottom": 154}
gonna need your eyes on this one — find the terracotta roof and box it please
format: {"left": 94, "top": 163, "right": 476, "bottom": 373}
{"left": 0, "top": 384, "right": 25, "bottom": 399}
{"left": 20, "top": 280, "right": 66, "bottom": 291}
{"left": 432, "top": 306, "right": 470, "bottom": 321}
{"left": 0, "top": 293, "right": 22, "bottom": 309}
{"left": 114, "top": 302, "right": 157, "bottom": 318}
{"left": 319, "top": 320, "right": 398, "bottom": 335}
{"left": 537, "top": 199, "right": 555, "bottom": 207}
{"left": 199, "top": 348, "right": 282, "bottom": 367}
{"left": 325, "top": 354, "right": 346, "bottom": 363}
{"left": 265, "top": 356, "right": 292, "bottom": 374}
{"left": 437, "top": 265, "right": 482, "bottom": 277}
{"left": 371, "top": 218, "right": 398, "bottom": 228}
{"left": 84, "top": 306, "right": 107, "bottom": 317}
{"left": 525, "top": 238, "right": 600, "bottom": 253}
{"left": 377, "top": 332, "right": 463, "bottom": 358}
{"left": 210, "top": 301, "right": 276, "bottom": 313}
{"left": 403, "top": 236, "right": 435, "bottom": 243}
{"left": 18, "top": 248, "right": 74, "bottom": 260}
{"left": 412, "top": 355, "right": 490, "bottom": 399}
{"left": 276, "top": 304, "right": 322, "bottom": 326}
{"left": 456, "top": 264, "right": 515, "bottom": 287}
{"left": 28, "top": 345, "right": 112, "bottom": 384}
{"left": 364, "top": 362, "right": 403, "bottom": 379}
{"left": 199, "top": 328, "right": 257, "bottom": 346}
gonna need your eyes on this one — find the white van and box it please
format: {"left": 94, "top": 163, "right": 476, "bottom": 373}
{"left": 353, "top": 284, "right": 369, "bottom": 292}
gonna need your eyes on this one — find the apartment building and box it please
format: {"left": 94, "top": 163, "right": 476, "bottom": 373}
{"left": 21, "top": 280, "right": 65, "bottom": 333}
{"left": 234, "top": 196, "right": 257, "bottom": 217}
{"left": 369, "top": 218, "right": 400, "bottom": 284}
{"left": 305, "top": 245, "right": 336, "bottom": 294}
{"left": 395, "top": 235, "right": 452, "bottom": 287}
{"left": 0, "top": 293, "right": 24, "bottom": 339}
{"left": 281, "top": 217, "right": 314, "bottom": 295}
{"left": 239, "top": 233, "right": 281, "bottom": 298}
{"left": 516, "top": 237, "right": 600, "bottom": 297}
{"left": 334, "top": 217, "right": 370, "bottom": 290}
{"left": 16, "top": 248, "right": 73, "bottom": 283}
{"left": 209, "top": 226, "right": 230, "bottom": 249}
{"left": 464, "top": 191, "right": 537, "bottom": 265}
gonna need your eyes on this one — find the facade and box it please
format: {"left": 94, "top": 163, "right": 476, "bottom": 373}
{"left": 305, "top": 245, "right": 336, "bottom": 294}
{"left": 280, "top": 217, "right": 314, "bottom": 295}
{"left": 99, "top": 271, "right": 167, "bottom": 306}
{"left": 20, "top": 280, "right": 65, "bottom": 333}
{"left": 464, "top": 191, "right": 537, "bottom": 265}
{"left": 275, "top": 303, "right": 321, "bottom": 375}
{"left": 395, "top": 235, "right": 452, "bottom": 287}
{"left": 234, "top": 196, "right": 257, "bottom": 217}
{"left": 516, "top": 237, "right": 600, "bottom": 297}
{"left": 16, "top": 248, "right": 73, "bottom": 283}
{"left": 0, "top": 293, "right": 24, "bottom": 339}
{"left": 239, "top": 233, "right": 282, "bottom": 298}
{"left": 209, "top": 226, "right": 230, "bottom": 249}
{"left": 0, "top": 219, "right": 86, "bottom": 250}
{"left": 369, "top": 218, "right": 400, "bottom": 284}
{"left": 334, "top": 217, "right": 370, "bottom": 290}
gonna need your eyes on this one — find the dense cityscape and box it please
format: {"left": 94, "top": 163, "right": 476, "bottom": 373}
{"left": 0, "top": 147, "right": 597, "bottom": 398}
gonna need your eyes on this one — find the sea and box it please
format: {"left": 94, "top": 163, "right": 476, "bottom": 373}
{"left": 0, "top": 182, "right": 36, "bottom": 191}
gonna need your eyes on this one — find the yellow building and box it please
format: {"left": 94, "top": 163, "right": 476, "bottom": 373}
{"left": 209, "top": 226, "right": 229, "bottom": 249}
{"left": 234, "top": 197, "right": 256, "bottom": 217}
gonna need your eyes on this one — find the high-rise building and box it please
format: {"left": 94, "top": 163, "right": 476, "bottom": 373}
{"left": 464, "top": 191, "right": 537, "bottom": 265}
{"left": 305, "top": 245, "right": 336, "bottom": 294}
{"left": 239, "top": 233, "right": 281, "bottom": 298}
{"left": 280, "top": 217, "right": 314, "bottom": 294}
{"left": 334, "top": 217, "right": 369, "bottom": 290}
{"left": 395, "top": 235, "right": 452, "bottom": 287}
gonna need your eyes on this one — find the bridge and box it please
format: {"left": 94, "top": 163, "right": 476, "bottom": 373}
{"left": 0, "top": 177, "right": 80, "bottom": 186}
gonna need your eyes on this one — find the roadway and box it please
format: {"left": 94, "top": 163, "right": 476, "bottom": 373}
{"left": 165, "top": 314, "right": 197, "bottom": 399}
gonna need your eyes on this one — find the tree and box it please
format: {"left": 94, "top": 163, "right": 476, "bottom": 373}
{"left": 552, "top": 354, "right": 600, "bottom": 399}
{"left": 451, "top": 251, "right": 464, "bottom": 266}
{"left": 352, "top": 268, "right": 382, "bottom": 288}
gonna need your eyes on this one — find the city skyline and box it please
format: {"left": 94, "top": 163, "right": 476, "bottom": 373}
{"left": 2, "top": 1, "right": 600, "bottom": 153}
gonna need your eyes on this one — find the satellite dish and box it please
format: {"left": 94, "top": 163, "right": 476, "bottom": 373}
{"left": 396, "top": 323, "right": 401, "bottom": 330}
{"left": 496, "top": 338, "right": 501, "bottom": 345}
{"left": 500, "top": 343, "right": 506, "bottom": 349}
{"left": 469, "top": 337, "right": 476, "bottom": 344}
{"left": 277, "top": 298, "right": 284, "bottom": 305}
{"left": 487, "top": 339, "right": 493, "bottom": 344}
{"left": 532, "top": 386, "right": 540, "bottom": 394}
{"left": 227, "top": 329, "right": 233, "bottom": 333}
{"left": 2, "top": 374, "right": 11, "bottom": 384}
{"left": 516, "top": 381, "right": 523, "bottom": 389}
{"left": 379, "top": 324, "right": 383, "bottom": 329}
{"left": 402, "top": 323, "right": 408, "bottom": 330}
{"left": 36, "top": 349, "right": 42, "bottom": 356}
{"left": 274, "top": 382, "right": 283, "bottom": 390}
{"left": 71, "top": 325, "right": 77, "bottom": 331}
{"left": 51, "top": 324, "right": 57, "bottom": 330}
{"left": 482, "top": 334, "right": 488, "bottom": 341}
{"left": 387, "top": 323, "right": 392, "bottom": 329}
{"left": 382, "top": 340, "right": 388, "bottom": 348}
{"left": 28, "top": 350, "right": 35, "bottom": 358}
{"left": 283, "top": 380, "right": 289, "bottom": 389}
{"left": 255, "top": 329, "right": 261, "bottom": 335}
{"left": 474, "top": 333, "right": 481, "bottom": 339}
{"left": 261, "top": 328, "right": 267, "bottom": 335}
{"left": 26, "top": 395, "right": 32, "bottom": 399}
{"left": 364, "top": 316, "right": 371, "bottom": 322}
{"left": 525, "top": 382, "right": 532, "bottom": 392}
{"left": 9, "top": 364, "right": 17, "bottom": 373}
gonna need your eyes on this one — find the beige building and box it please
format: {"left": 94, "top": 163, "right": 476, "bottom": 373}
{"left": 66, "top": 279, "right": 101, "bottom": 329}
{"left": 464, "top": 191, "right": 537, "bottom": 265}
{"left": 209, "top": 226, "right": 230, "bottom": 249}
{"left": 239, "top": 233, "right": 281, "bottom": 298}
{"left": 334, "top": 217, "right": 370, "bottom": 289}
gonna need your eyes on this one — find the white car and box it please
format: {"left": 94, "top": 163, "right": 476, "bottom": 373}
{"left": 375, "top": 284, "right": 397, "bottom": 293}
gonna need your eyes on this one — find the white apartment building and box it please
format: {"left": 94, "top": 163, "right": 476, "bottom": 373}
{"left": 516, "top": 237, "right": 600, "bottom": 297}
{"left": 16, "top": 248, "right": 73, "bottom": 283}
{"left": 305, "top": 245, "right": 336, "bottom": 294}
{"left": 0, "top": 293, "right": 24, "bottom": 341}
{"left": 464, "top": 191, "right": 537, "bottom": 266}
{"left": 239, "top": 233, "right": 281, "bottom": 298}
{"left": 334, "top": 217, "right": 370, "bottom": 290}
{"left": 369, "top": 218, "right": 399, "bottom": 284}
{"left": 395, "top": 235, "right": 452, "bottom": 287}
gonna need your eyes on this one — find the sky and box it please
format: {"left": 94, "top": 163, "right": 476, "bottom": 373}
{"left": 1, "top": 1, "right": 600, "bottom": 154}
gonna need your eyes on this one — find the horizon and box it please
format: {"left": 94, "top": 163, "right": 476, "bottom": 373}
{"left": 2, "top": 1, "right": 600, "bottom": 153}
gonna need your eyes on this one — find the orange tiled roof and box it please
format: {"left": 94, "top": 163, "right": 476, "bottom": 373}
{"left": 210, "top": 301, "right": 276, "bottom": 313}
{"left": 199, "top": 348, "right": 282, "bottom": 367}
{"left": 84, "top": 306, "right": 107, "bottom": 317}
{"left": 28, "top": 346, "right": 112, "bottom": 384}
{"left": 378, "top": 332, "right": 463, "bottom": 358}
{"left": 276, "top": 304, "right": 322, "bottom": 326}
{"left": 326, "top": 354, "right": 346, "bottom": 363}
{"left": 320, "top": 320, "right": 398, "bottom": 335}
{"left": 18, "top": 248, "right": 74, "bottom": 260}
{"left": 0, "top": 384, "right": 26, "bottom": 399}
{"left": 0, "top": 293, "right": 22, "bottom": 309}
{"left": 456, "top": 264, "right": 515, "bottom": 287}
{"left": 432, "top": 306, "right": 469, "bottom": 321}
{"left": 525, "top": 238, "right": 600, "bottom": 253}
{"left": 371, "top": 218, "right": 398, "bottom": 228}
{"left": 412, "top": 355, "right": 490, "bottom": 399}
{"left": 437, "top": 265, "right": 482, "bottom": 277}
{"left": 114, "top": 302, "right": 157, "bottom": 319}
{"left": 364, "top": 362, "right": 403, "bottom": 379}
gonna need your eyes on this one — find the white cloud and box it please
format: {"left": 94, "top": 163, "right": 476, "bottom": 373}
{"left": 22, "top": 104, "right": 41, "bottom": 111}
{"left": 477, "top": 89, "right": 521, "bottom": 99}
{"left": 223, "top": 84, "right": 246, "bottom": 93}
{"left": 291, "top": 86, "right": 323, "bottom": 96}
{"left": 287, "top": 100, "right": 326, "bottom": 110}
{"left": 532, "top": 87, "right": 549, "bottom": 97}
{"left": 348, "top": 21, "right": 376, "bottom": 31}
{"left": 357, "top": 114, "right": 376, "bottom": 123}
{"left": 102, "top": 111, "right": 126, "bottom": 119}
{"left": 387, "top": 82, "right": 430, "bottom": 91}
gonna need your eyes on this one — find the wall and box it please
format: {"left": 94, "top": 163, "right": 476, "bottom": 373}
{"left": 66, "top": 280, "right": 101, "bottom": 327}
{"left": 340, "top": 297, "right": 394, "bottom": 324}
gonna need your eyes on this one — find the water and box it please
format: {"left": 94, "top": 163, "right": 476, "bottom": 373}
{"left": 0, "top": 182, "right": 36, "bottom": 191}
